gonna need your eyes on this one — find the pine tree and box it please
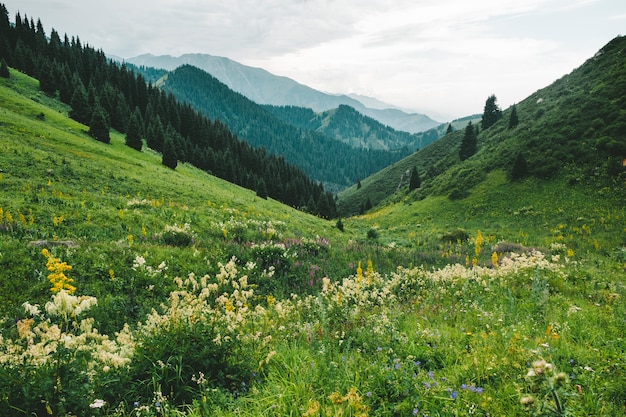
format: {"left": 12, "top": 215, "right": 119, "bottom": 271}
{"left": 511, "top": 152, "right": 529, "bottom": 181}
{"left": 409, "top": 166, "right": 421, "bottom": 191}
{"left": 508, "top": 104, "right": 519, "bottom": 128}
{"left": 459, "top": 121, "right": 477, "bottom": 161}
{"left": 256, "top": 178, "right": 268, "bottom": 199}
{"left": 88, "top": 105, "right": 110, "bottom": 144}
{"left": 446, "top": 123, "right": 453, "bottom": 134}
{"left": 481, "top": 94, "right": 502, "bottom": 130}
{"left": 38, "top": 59, "right": 56, "bottom": 96}
{"left": 69, "top": 76, "right": 91, "bottom": 124}
{"left": 125, "top": 107, "right": 143, "bottom": 151}
{"left": 161, "top": 134, "right": 178, "bottom": 169}
{"left": 0, "top": 58, "right": 9, "bottom": 78}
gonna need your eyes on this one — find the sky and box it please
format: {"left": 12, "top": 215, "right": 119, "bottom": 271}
{"left": 5, "top": 0, "right": 626, "bottom": 121}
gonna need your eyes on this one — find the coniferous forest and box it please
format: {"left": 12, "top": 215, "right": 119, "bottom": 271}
{"left": 0, "top": 4, "right": 337, "bottom": 218}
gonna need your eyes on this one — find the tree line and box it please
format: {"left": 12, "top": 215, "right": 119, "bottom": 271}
{"left": 0, "top": 4, "right": 337, "bottom": 218}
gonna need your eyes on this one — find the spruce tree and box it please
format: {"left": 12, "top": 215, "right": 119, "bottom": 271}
{"left": 256, "top": 178, "right": 268, "bottom": 199}
{"left": 511, "top": 152, "right": 529, "bottom": 181}
{"left": 69, "top": 76, "right": 91, "bottom": 124}
{"left": 409, "top": 166, "right": 421, "bottom": 191}
{"left": 0, "top": 58, "right": 9, "bottom": 78}
{"left": 481, "top": 94, "right": 502, "bottom": 130}
{"left": 446, "top": 123, "right": 453, "bottom": 134}
{"left": 38, "top": 59, "right": 56, "bottom": 96}
{"left": 161, "top": 134, "right": 178, "bottom": 169}
{"left": 125, "top": 108, "right": 143, "bottom": 151}
{"left": 508, "top": 104, "right": 519, "bottom": 128}
{"left": 459, "top": 121, "right": 477, "bottom": 161}
{"left": 88, "top": 105, "right": 110, "bottom": 144}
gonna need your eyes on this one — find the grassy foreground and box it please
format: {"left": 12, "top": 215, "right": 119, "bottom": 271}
{"left": 1, "top": 69, "right": 625, "bottom": 416}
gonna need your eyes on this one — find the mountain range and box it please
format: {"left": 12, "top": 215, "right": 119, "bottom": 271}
{"left": 124, "top": 53, "right": 440, "bottom": 134}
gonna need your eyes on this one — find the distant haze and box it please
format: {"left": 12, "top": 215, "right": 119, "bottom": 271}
{"left": 5, "top": 0, "right": 625, "bottom": 119}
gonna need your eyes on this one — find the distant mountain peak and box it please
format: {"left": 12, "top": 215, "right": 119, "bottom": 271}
{"left": 124, "top": 53, "right": 440, "bottom": 133}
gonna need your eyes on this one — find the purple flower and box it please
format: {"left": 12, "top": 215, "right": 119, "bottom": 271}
{"left": 427, "top": 371, "right": 434, "bottom": 379}
{"left": 450, "top": 391, "right": 458, "bottom": 400}
{"left": 413, "top": 408, "right": 419, "bottom": 415}
{"left": 461, "top": 384, "right": 468, "bottom": 390}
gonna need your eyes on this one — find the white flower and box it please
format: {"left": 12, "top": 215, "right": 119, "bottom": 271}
{"left": 89, "top": 399, "right": 106, "bottom": 408}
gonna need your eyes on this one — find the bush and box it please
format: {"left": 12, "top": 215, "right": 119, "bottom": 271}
{"left": 441, "top": 229, "right": 470, "bottom": 243}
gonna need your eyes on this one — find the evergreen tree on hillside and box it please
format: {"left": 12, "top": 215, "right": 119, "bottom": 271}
{"left": 409, "top": 166, "right": 421, "bottom": 190}
{"left": 88, "top": 104, "right": 110, "bottom": 144}
{"left": 162, "top": 134, "right": 178, "bottom": 170}
{"left": 508, "top": 104, "right": 519, "bottom": 128}
{"left": 0, "top": 58, "right": 8, "bottom": 78}
{"left": 446, "top": 123, "right": 453, "bottom": 134}
{"left": 256, "top": 178, "right": 268, "bottom": 199}
{"left": 125, "top": 107, "right": 143, "bottom": 151}
{"left": 69, "top": 76, "right": 91, "bottom": 124}
{"left": 38, "top": 59, "right": 56, "bottom": 95}
{"left": 459, "top": 121, "right": 477, "bottom": 161}
{"left": 481, "top": 95, "right": 502, "bottom": 130}
{"left": 511, "top": 152, "right": 529, "bottom": 181}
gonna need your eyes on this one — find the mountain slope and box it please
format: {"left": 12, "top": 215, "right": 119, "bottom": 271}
{"left": 125, "top": 53, "right": 440, "bottom": 133}
{"left": 338, "top": 35, "right": 626, "bottom": 216}
{"left": 157, "top": 64, "right": 411, "bottom": 190}
{"left": 262, "top": 104, "right": 421, "bottom": 151}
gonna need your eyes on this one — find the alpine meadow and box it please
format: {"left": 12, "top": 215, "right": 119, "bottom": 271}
{"left": 1, "top": 4, "right": 626, "bottom": 417}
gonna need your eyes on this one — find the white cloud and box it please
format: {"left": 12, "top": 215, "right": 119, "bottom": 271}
{"left": 5, "top": 0, "right": 625, "bottom": 119}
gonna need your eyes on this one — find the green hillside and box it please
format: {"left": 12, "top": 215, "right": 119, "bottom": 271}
{"left": 338, "top": 36, "right": 626, "bottom": 216}
{"left": 1, "top": 6, "right": 626, "bottom": 416}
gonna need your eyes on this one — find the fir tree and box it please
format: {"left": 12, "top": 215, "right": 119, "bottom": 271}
{"left": 511, "top": 152, "right": 529, "bottom": 181}
{"left": 508, "top": 104, "right": 519, "bottom": 128}
{"left": 409, "top": 166, "right": 421, "bottom": 191}
{"left": 481, "top": 94, "right": 502, "bottom": 130}
{"left": 161, "top": 134, "right": 178, "bottom": 169}
{"left": 38, "top": 59, "right": 56, "bottom": 96}
{"left": 446, "top": 123, "right": 453, "bottom": 134}
{"left": 0, "top": 58, "right": 9, "bottom": 78}
{"left": 256, "top": 178, "right": 268, "bottom": 199}
{"left": 88, "top": 105, "right": 110, "bottom": 144}
{"left": 69, "top": 76, "right": 91, "bottom": 124}
{"left": 125, "top": 107, "right": 143, "bottom": 151}
{"left": 459, "top": 121, "right": 477, "bottom": 161}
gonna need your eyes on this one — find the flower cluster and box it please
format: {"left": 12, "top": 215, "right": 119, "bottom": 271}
{"left": 42, "top": 248, "right": 76, "bottom": 293}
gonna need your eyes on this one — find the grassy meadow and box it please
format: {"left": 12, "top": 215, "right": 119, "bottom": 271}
{"left": 1, "top": 68, "right": 625, "bottom": 416}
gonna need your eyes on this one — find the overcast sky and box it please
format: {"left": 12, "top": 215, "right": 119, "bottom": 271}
{"left": 5, "top": 0, "right": 625, "bottom": 120}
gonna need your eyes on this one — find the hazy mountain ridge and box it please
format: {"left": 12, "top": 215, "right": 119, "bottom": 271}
{"left": 125, "top": 53, "right": 440, "bottom": 133}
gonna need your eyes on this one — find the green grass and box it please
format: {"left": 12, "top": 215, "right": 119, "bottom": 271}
{"left": 1, "top": 68, "right": 625, "bottom": 416}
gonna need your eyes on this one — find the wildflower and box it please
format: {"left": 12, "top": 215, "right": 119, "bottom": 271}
{"left": 356, "top": 261, "right": 363, "bottom": 284}
{"left": 520, "top": 396, "right": 535, "bottom": 406}
{"left": 89, "top": 399, "right": 106, "bottom": 409}
{"left": 491, "top": 251, "right": 499, "bottom": 268}
{"left": 475, "top": 230, "right": 483, "bottom": 256}
{"left": 42, "top": 249, "right": 76, "bottom": 294}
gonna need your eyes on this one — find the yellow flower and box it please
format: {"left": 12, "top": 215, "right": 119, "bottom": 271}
{"left": 366, "top": 259, "right": 374, "bottom": 284}
{"left": 475, "top": 230, "right": 483, "bottom": 256}
{"left": 42, "top": 249, "right": 76, "bottom": 294}
{"left": 491, "top": 252, "right": 499, "bottom": 268}
{"left": 355, "top": 261, "right": 363, "bottom": 284}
